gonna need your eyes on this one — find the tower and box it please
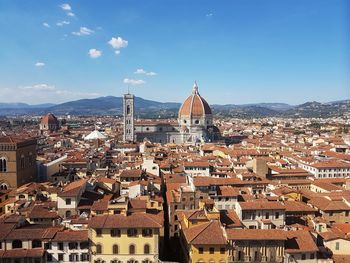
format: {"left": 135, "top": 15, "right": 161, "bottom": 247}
{"left": 123, "top": 93, "right": 135, "bottom": 142}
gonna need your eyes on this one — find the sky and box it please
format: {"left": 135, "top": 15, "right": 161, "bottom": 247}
{"left": 0, "top": 0, "right": 349, "bottom": 105}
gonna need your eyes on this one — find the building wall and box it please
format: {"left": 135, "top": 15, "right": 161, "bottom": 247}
{"left": 228, "top": 240, "right": 284, "bottom": 263}
{"left": 190, "top": 244, "right": 227, "bottom": 263}
{"left": 324, "top": 239, "right": 350, "bottom": 255}
{"left": 90, "top": 227, "right": 159, "bottom": 262}
{"left": 0, "top": 139, "right": 37, "bottom": 188}
{"left": 47, "top": 240, "right": 89, "bottom": 263}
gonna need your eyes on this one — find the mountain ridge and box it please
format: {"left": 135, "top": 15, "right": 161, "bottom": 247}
{"left": 0, "top": 96, "right": 349, "bottom": 118}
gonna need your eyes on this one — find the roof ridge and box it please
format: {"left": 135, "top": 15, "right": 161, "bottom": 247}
{"left": 189, "top": 220, "right": 213, "bottom": 244}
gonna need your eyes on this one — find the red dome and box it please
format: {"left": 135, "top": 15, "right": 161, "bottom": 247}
{"left": 178, "top": 82, "right": 212, "bottom": 118}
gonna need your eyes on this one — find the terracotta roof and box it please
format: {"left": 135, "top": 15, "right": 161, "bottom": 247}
{"left": 5, "top": 225, "right": 61, "bottom": 240}
{"left": 53, "top": 230, "right": 88, "bottom": 241}
{"left": 120, "top": 169, "right": 143, "bottom": 178}
{"left": 183, "top": 220, "right": 227, "bottom": 245}
{"left": 308, "top": 197, "right": 350, "bottom": 211}
{"left": 40, "top": 113, "right": 59, "bottom": 126}
{"left": 178, "top": 83, "right": 212, "bottom": 118}
{"left": 239, "top": 201, "right": 285, "bottom": 210}
{"left": 88, "top": 213, "right": 162, "bottom": 229}
{"left": 0, "top": 248, "right": 45, "bottom": 258}
{"left": 59, "top": 179, "right": 87, "bottom": 197}
{"left": 226, "top": 229, "right": 287, "bottom": 240}
{"left": 284, "top": 201, "right": 316, "bottom": 213}
{"left": 285, "top": 230, "right": 318, "bottom": 253}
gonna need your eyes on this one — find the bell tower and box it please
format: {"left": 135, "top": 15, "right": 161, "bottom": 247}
{"left": 123, "top": 93, "right": 135, "bottom": 142}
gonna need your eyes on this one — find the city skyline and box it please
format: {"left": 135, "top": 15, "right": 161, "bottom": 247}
{"left": 0, "top": 0, "right": 349, "bottom": 105}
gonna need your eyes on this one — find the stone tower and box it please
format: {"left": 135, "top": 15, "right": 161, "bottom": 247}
{"left": 123, "top": 93, "right": 135, "bottom": 142}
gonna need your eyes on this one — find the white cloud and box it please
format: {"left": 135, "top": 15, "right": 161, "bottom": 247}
{"left": 21, "top": 84, "right": 55, "bottom": 91}
{"left": 206, "top": 13, "right": 213, "bottom": 18}
{"left": 67, "top": 12, "right": 75, "bottom": 17}
{"left": 115, "top": 50, "right": 121, "bottom": 55}
{"left": 72, "top": 26, "right": 94, "bottom": 36}
{"left": 108, "top": 36, "right": 128, "bottom": 49}
{"left": 123, "top": 78, "right": 145, "bottom": 85}
{"left": 35, "top": 62, "right": 45, "bottom": 67}
{"left": 134, "top": 68, "right": 157, "bottom": 76}
{"left": 88, "top": 49, "right": 102, "bottom": 58}
{"left": 0, "top": 83, "right": 101, "bottom": 104}
{"left": 146, "top": 71, "right": 157, "bottom": 76}
{"left": 60, "top": 3, "right": 72, "bottom": 11}
{"left": 134, "top": 69, "right": 146, "bottom": 74}
{"left": 56, "top": 20, "right": 70, "bottom": 26}
{"left": 43, "top": 22, "right": 50, "bottom": 28}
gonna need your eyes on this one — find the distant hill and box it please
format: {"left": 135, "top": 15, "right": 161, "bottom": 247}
{"left": 0, "top": 97, "right": 348, "bottom": 118}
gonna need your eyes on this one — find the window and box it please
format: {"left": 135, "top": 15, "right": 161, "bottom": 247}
{"left": 144, "top": 244, "right": 150, "bottom": 254}
{"left": 96, "top": 229, "right": 102, "bottom": 237}
{"left": 310, "top": 253, "right": 315, "bottom": 259}
{"left": 302, "top": 254, "right": 306, "bottom": 260}
{"left": 19, "top": 155, "right": 25, "bottom": 169}
{"left": 0, "top": 158, "right": 7, "bottom": 172}
{"left": 44, "top": 242, "right": 52, "bottom": 249}
{"left": 69, "top": 242, "right": 78, "bottom": 250}
{"left": 58, "top": 242, "right": 64, "bottom": 250}
{"left": 65, "top": 210, "right": 72, "bottom": 218}
{"left": 220, "top": 247, "right": 225, "bottom": 254}
{"left": 81, "top": 253, "right": 89, "bottom": 261}
{"left": 336, "top": 242, "right": 340, "bottom": 250}
{"left": 142, "top": 229, "right": 152, "bottom": 237}
{"left": 113, "top": 244, "right": 119, "bottom": 254}
{"left": 58, "top": 254, "right": 64, "bottom": 261}
{"left": 127, "top": 105, "right": 131, "bottom": 115}
{"left": 65, "top": 198, "right": 71, "bottom": 205}
{"left": 199, "top": 247, "right": 204, "bottom": 254}
{"left": 12, "top": 240, "right": 22, "bottom": 249}
{"left": 96, "top": 244, "right": 102, "bottom": 254}
{"left": 127, "top": 228, "right": 137, "bottom": 237}
{"left": 275, "top": 212, "right": 279, "bottom": 219}
{"left": 265, "top": 212, "right": 270, "bottom": 219}
{"left": 209, "top": 247, "right": 215, "bottom": 254}
{"left": 80, "top": 241, "right": 89, "bottom": 249}
{"left": 195, "top": 120, "right": 199, "bottom": 124}
{"left": 69, "top": 254, "right": 79, "bottom": 262}
{"left": 32, "top": 239, "right": 42, "bottom": 248}
{"left": 111, "top": 229, "right": 121, "bottom": 237}
{"left": 129, "top": 244, "right": 136, "bottom": 254}
{"left": 47, "top": 254, "right": 53, "bottom": 261}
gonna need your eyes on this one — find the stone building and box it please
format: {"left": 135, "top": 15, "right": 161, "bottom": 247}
{"left": 0, "top": 136, "right": 37, "bottom": 189}
{"left": 124, "top": 82, "right": 221, "bottom": 144}
{"left": 39, "top": 113, "right": 60, "bottom": 132}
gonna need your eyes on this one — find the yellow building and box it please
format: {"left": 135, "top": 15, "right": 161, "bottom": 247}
{"left": 89, "top": 213, "right": 162, "bottom": 263}
{"left": 178, "top": 210, "right": 228, "bottom": 263}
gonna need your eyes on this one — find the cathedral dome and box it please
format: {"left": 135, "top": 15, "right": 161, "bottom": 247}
{"left": 178, "top": 82, "right": 212, "bottom": 119}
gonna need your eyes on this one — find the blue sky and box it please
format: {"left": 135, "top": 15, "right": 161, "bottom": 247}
{"left": 0, "top": 0, "right": 349, "bottom": 105}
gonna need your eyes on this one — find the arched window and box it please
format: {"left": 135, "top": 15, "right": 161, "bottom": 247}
{"left": 144, "top": 244, "right": 150, "bottom": 254}
{"left": 96, "top": 244, "right": 102, "bottom": 254}
{"left": 129, "top": 244, "right": 135, "bottom": 254}
{"left": 32, "top": 239, "right": 42, "bottom": 248}
{"left": 127, "top": 105, "right": 131, "bottom": 115}
{"left": 113, "top": 244, "right": 119, "bottom": 254}
{"left": 12, "top": 240, "right": 22, "bottom": 249}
